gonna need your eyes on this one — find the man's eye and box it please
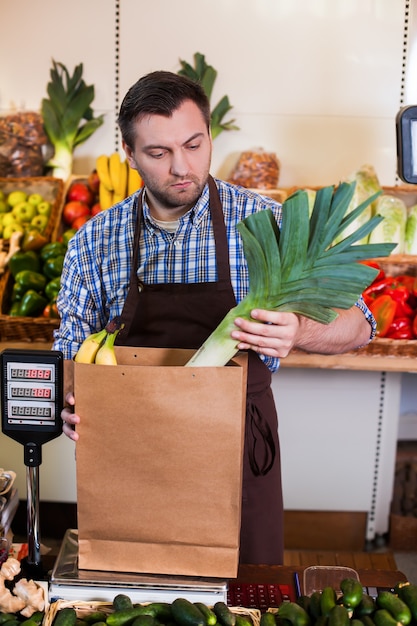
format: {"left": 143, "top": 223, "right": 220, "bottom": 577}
{"left": 149, "top": 150, "right": 165, "bottom": 158}
{"left": 187, "top": 143, "right": 200, "bottom": 151}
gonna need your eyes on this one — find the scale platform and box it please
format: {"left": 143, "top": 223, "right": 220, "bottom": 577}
{"left": 50, "top": 529, "right": 228, "bottom": 604}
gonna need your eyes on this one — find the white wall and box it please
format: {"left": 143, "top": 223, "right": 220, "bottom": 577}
{"left": 0, "top": 0, "right": 410, "bottom": 188}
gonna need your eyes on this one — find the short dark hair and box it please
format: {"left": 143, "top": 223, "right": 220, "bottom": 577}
{"left": 118, "top": 70, "right": 211, "bottom": 149}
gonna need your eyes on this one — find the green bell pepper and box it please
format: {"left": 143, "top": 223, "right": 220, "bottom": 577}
{"left": 43, "top": 254, "right": 65, "bottom": 280}
{"left": 40, "top": 242, "right": 67, "bottom": 262}
{"left": 11, "top": 281, "right": 28, "bottom": 302}
{"left": 45, "top": 276, "right": 61, "bottom": 301}
{"left": 8, "top": 250, "right": 40, "bottom": 278}
{"left": 15, "top": 270, "right": 47, "bottom": 292}
{"left": 18, "top": 290, "right": 48, "bottom": 317}
{"left": 8, "top": 301, "right": 21, "bottom": 316}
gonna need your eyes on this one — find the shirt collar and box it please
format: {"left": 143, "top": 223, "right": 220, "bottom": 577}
{"left": 141, "top": 182, "right": 210, "bottom": 231}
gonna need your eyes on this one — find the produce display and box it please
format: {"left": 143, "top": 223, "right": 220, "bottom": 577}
{"left": 260, "top": 579, "right": 417, "bottom": 626}
{"left": 49, "top": 598, "right": 255, "bottom": 626}
{"left": 5, "top": 241, "right": 66, "bottom": 318}
{"left": 0, "top": 189, "right": 53, "bottom": 244}
{"left": 361, "top": 261, "right": 417, "bottom": 339}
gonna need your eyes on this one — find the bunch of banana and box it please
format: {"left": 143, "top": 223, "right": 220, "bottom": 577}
{"left": 74, "top": 317, "right": 123, "bottom": 365}
{"left": 95, "top": 153, "right": 143, "bottom": 210}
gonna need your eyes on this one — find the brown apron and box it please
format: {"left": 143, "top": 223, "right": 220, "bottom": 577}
{"left": 115, "top": 176, "right": 284, "bottom": 564}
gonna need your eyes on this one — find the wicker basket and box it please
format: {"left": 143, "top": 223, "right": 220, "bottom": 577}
{"left": 0, "top": 176, "right": 65, "bottom": 243}
{"left": 0, "top": 270, "right": 59, "bottom": 342}
{"left": 44, "top": 600, "right": 261, "bottom": 626}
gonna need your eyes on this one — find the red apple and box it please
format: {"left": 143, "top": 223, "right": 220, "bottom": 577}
{"left": 87, "top": 170, "right": 100, "bottom": 195}
{"left": 72, "top": 215, "right": 91, "bottom": 230}
{"left": 67, "top": 182, "right": 94, "bottom": 206}
{"left": 62, "top": 200, "right": 91, "bottom": 226}
{"left": 91, "top": 203, "right": 102, "bottom": 216}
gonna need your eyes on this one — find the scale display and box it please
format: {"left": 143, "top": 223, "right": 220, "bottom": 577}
{"left": 1, "top": 349, "right": 64, "bottom": 447}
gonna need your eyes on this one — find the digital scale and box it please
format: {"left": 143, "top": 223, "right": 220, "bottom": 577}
{"left": 1, "top": 348, "right": 64, "bottom": 577}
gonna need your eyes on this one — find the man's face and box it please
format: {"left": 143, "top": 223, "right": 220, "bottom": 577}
{"left": 123, "top": 100, "right": 212, "bottom": 220}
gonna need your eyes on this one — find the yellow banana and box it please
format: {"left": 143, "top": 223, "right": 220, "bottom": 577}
{"left": 94, "top": 327, "right": 121, "bottom": 365}
{"left": 127, "top": 166, "right": 143, "bottom": 196}
{"left": 109, "top": 152, "right": 122, "bottom": 192}
{"left": 114, "top": 158, "right": 128, "bottom": 198}
{"left": 74, "top": 328, "right": 107, "bottom": 363}
{"left": 96, "top": 155, "right": 113, "bottom": 190}
{"left": 99, "top": 183, "right": 114, "bottom": 210}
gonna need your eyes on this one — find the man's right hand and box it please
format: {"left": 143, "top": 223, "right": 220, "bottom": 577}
{"left": 62, "top": 392, "right": 80, "bottom": 441}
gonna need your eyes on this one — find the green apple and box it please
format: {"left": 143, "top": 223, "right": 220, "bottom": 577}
{"left": 7, "top": 190, "right": 28, "bottom": 207}
{"left": 30, "top": 214, "right": 49, "bottom": 232}
{"left": 28, "top": 193, "right": 43, "bottom": 207}
{"left": 2, "top": 212, "right": 19, "bottom": 227}
{"left": 12, "top": 202, "right": 37, "bottom": 223}
{"left": 3, "top": 222, "right": 24, "bottom": 239}
{"left": 0, "top": 200, "right": 9, "bottom": 213}
{"left": 36, "top": 200, "right": 51, "bottom": 216}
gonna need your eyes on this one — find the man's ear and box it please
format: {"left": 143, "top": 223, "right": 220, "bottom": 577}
{"left": 122, "top": 140, "right": 136, "bottom": 169}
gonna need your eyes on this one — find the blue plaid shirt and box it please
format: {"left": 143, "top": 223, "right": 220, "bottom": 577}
{"left": 53, "top": 177, "right": 376, "bottom": 369}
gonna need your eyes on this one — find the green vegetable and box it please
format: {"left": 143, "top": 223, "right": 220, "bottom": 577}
{"left": 113, "top": 594, "right": 134, "bottom": 613}
{"left": 40, "top": 241, "right": 67, "bottom": 262}
{"left": 15, "top": 270, "right": 47, "bottom": 292}
{"left": 53, "top": 608, "right": 77, "bottom": 626}
{"left": 373, "top": 609, "right": 400, "bottom": 626}
{"left": 368, "top": 195, "right": 407, "bottom": 254}
{"left": 45, "top": 276, "right": 62, "bottom": 300}
{"left": 397, "top": 584, "right": 417, "bottom": 621}
{"left": 321, "top": 588, "right": 337, "bottom": 618}
{"left": 328, "top": 606, "right": 349, "bottom": 626}
{"left": 404, "top": 204, "right": 417, "bottom": 254}
{"left": 18, "top": 289, "right": 48, "bottom": 317}
{"left": 178, "top": 52, "right": 239, "bottom": 139}
{"left": 278, "top": 602, "right": 311, "bottom": 626}
{"left": 335, "top": 164, "right": 382, "bottom": 245}
{"left": 9, "top": 250, "right": 40, "bottom": 277}
{"left": 340, "top": 578, "right": 363, "bottom": 608}
{"left": 172, "top": 599, "right": 206, "bottom": 626}
{"left": 376, "top": 592, "right": 411, "bottom": 625}
{"left": 194, "top": 603, "right": 217, "bottom": 626}
{"left": 185, "top": 181, "right": 396, "bottom": 367}
{"left": 43, "top": 254, "right": 65, "bottom": 279}
{"left": 41, "top": 59, "right": 104, "bottom": 180}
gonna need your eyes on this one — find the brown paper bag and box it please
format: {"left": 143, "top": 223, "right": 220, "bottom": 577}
{"left": 74, "top": 347, "right": 247, "bottom": 578}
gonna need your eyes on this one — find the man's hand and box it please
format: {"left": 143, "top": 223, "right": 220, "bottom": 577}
{"left": 231, "top": 309, "right": 300, "bottom": 358}
{"left": 62, "top": 392, "right": 80, "bottom": 441}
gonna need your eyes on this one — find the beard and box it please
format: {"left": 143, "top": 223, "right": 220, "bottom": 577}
{"left": 141, "top": 171, "right": 210, "bottom": 211}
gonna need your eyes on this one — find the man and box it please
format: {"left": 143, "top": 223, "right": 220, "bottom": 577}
{"left": 55, "top": 70, "right": 376, "bottom": 565}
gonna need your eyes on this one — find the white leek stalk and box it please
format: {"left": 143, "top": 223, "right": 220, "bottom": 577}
{"left": 186, "top": 182, "right": 396, "bottom": 367}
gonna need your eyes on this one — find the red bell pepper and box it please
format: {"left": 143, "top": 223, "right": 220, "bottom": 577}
{"left": 385, "top": 317, "right": 414, "bottom": 340}
{"left": 369, "top": 294, "right": 397, "bottom": 337}
{"left": 362, "top": 277, "right": 393, "bottom": 304}
{"left": 358, "top": 260, "right": 385, "bottom": 281}
{"left": 384, "top": 284, "right": 414, "bottom": 318}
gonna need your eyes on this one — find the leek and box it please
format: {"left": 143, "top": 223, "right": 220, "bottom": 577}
{"left": 41, "top": 60, "right": 104, "bottom": 180}
{"left": 185, "top": 182, "right": 396, "bottom": 367}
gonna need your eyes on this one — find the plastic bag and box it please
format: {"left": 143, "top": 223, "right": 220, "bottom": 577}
{"left": 229, "top": 148, "right": 280, "bottom": 189}
{"left": 0, "top": 111, "right": 51, "bottom": 177}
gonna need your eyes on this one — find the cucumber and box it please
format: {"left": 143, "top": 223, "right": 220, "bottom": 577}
{"left": 235, "top": 616, "right": 253, "bottom": 626}
{"left": 396, "top": 584, "right": 417, "bottom": 621}
{"left": 213, "top": 603, "right": 236, "bottom": 626}
{"left": 296, "top": 597, "right": 310, "bottom": 613}
{"left": 194, "top": 604, "right": 217, "bottom": 626}
{"left": 313, "top": 617, "right": 328, "bottom": 626}
{"left": 54, "top": 608, "right": 78, "bottom": 626}
{"left": 328, "top": 606, "right": 349, "bottom": 626}
{"left": 171, "top": 599, "right": 206, "bottom": 626}
{"left": 113, "top": 595, "right": 134, "bottom": 612}
{"left": 131, "top": 617, "right": 159, "bottom": 626}
{"left": 133, "top": 604, "right": 172, "bottom": 622}
{"left": 107, "top": 608, "right": 153, "bottom": 626}
{"left": 321, "top": 588, "right": 337, "bottom": 618}
{"left": 352, "top": 620, "right": 365, "bottom": 626}
{"left": 358, "top": 616, "right": 376, "bottom": 626}
{"left": 260, "top": 613, "right": 276, "bottom": 626}
{"left": 0, "top": 616, "right": 17, "bottom": 626}
{"left": 84, "top": 613, "right": 109, "bottom": 624}
{"left": 377, "top": 592, "right": 411, "bottom": 625}
{"left": 277, "top": 602, "right": 310, "bottom": 626}
{"left": 373, "top": 609, "right": 400, "bottom": 626}
{"left": 354, "top": 595, "right": 376, "bottom": 618}
{"left": 340, "top": 578, "right": 363, "bottom": 609}
{"left": 309, "top": 591, "right": 322, "bottom": 620}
